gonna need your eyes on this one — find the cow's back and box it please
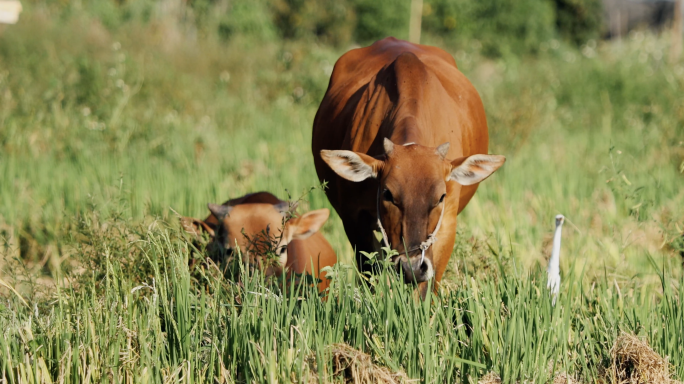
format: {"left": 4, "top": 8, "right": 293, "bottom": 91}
{"left": 202, "top": 191, "right": 283, "bottom": 228}
{"left": 312, "top": 37, "right": 489, "bottom": 214}
{"left": 313, "top": 38, "right": 459, "bottom": 157}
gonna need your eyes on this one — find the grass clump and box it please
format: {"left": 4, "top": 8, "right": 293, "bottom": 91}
{"left": 478, "top": 372, "right": 502, "bottom": 384}
{"left": 314, "top": 343, "right": 413, "bottom": 384}
{"left": 609, "top": 332, "right": 680, "bottom": 384}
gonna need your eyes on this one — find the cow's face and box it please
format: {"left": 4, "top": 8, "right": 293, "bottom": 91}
{"left": 206, "top": 203, "right": 329, "bottom": 274}
{"left": 321, "top": 139, "right": 504, "bottom": 283}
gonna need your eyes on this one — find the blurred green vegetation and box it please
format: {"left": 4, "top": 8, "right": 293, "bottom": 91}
{"left": 21, "top": 0, "right": 605, "bottom": 54}
{"left": 422, "top": 0, "right": 556, "bottom": 56}
{"left": 552, "top": 0, "right": 604, "bottom": 45}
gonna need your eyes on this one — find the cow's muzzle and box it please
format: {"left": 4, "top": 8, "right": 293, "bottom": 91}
{"left": 395, "top": 254, "right": 434, "bottom": 283}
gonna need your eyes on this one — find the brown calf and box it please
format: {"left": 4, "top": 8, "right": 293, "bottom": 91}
{"left": 181, "top": 192, "right": 337, "bottom": 293}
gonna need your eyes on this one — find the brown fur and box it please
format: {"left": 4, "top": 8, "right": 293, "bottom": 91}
{"left": 312, "top": 38, "right": 504, "bottom": 295}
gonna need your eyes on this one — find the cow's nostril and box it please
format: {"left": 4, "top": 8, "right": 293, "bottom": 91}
{"left": 397, "top": 256, "right": 433, "bottom": 283}
{"left": 419, "top": 261, "right": 428, "bottom": 273}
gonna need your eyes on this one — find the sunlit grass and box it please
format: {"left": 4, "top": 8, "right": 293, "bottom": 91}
{"left": 0, "top": 219, "right": 682, "bottom": 382}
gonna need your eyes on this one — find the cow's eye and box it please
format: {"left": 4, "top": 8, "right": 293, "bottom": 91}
{"left": 439, "top": 194, "right": 446, "bottom": 203}
{"left": 221, "top": 246, "right": 234, "bottom": 258}
{"left": 382, "top": 189, "right": 394, "bottom": 204}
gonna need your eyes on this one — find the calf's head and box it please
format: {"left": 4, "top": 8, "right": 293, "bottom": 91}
{"left": 321, "top": 139, "right": 504, "bottom": 283}
{"left": 205, "top": 202, "right": 330, "bottom": 274}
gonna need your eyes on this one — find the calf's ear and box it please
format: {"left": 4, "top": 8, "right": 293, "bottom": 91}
{"left": 320, "top": 150, "right": 383, "bottom": 182}
{"left": 449, "top": 154, "right": 506, "bottom": 186}
{"left": 180, "top": 216, "right": 216, "bottom": 238}
{"left": 274, "top": 201, "right": 298, "bottom": 216}
{"left": 207, "top": 203, "right": 233, "bottom": 221}
{"left": 289, "top": 209, "right": 330, "bottom": 240}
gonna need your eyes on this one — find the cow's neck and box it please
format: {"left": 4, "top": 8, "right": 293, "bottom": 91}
{"left": 389, "top": 113, "right": 426, "bottom": 146}
{"left": 385, "top": 52, "right": 432, "bottom": 146}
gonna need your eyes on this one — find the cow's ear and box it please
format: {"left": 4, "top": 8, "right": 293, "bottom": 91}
{"left": 289, "top": 209, "right": 330, "bottom": 240}
{"left": 207, "top": 203, "right": 232, "bottom": 221}
{"left": 320, "top": 150, "right": 383, "bottom": 182}
{"left": 449, "top": 154, "right": 506, "bottom": 186}
{"left": 180, "top": 216, "right": 216, "bottom": 238}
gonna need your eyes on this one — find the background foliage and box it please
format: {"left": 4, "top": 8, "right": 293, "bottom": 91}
{"left": 21, "top": 0, "right": 605, "bottom": 53}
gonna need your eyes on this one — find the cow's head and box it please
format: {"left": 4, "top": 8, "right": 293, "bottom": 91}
{"left": 203, "top": 202, "right": 330, "bottom": 274}
{"left": 321, "top": 139, "right": 504, "bottom": 283}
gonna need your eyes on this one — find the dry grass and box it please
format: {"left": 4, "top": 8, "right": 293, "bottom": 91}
{"left": 478, "top": 372, "right": 502, "bottom": 384}
{"left": 467, "top": 331, "right": 684, "bottom": 384}
{"left": 306, "top": 343, "right": 414, "bottom": 384}
{"left": 609, "top": 332, "right": 679, "bottom": 384}
{"left": 475, "top": 371, "right": 581, "bottom": 384}
{"left": 553, "top": 372, "right": 582, "bottom": 384}
{"left": 475, "top": 333, "right": 683, "bottom": 384}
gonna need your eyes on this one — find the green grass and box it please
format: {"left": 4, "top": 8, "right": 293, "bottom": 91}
{"left": 1, "top": 218, "right": 682, "bottom": 383}
{"left": 1, "top": 4, "right": 684, "bottom": 383}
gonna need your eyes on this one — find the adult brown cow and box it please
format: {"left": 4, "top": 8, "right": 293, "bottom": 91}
{"left": 181, "top": 192, "right": 337, "bottom": 293}
{"left": 312, "top": 38, "right": 505, "bottom": 295}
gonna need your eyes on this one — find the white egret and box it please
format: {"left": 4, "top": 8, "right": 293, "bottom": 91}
{"left": 0, "top": 1, "right": 22, "bottom": 24}
{"left": 547, "top": 214, "right": 565, "bottom": 305}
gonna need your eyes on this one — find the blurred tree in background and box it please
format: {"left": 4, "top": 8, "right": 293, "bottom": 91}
{"left": 21, "top": 0, "right": 605, "bottom": 55}
{"left": 351, "top": 0, "right": 410, "bottom": 43}
{"left": 422, "top": 0, "right": 556, "bottom": 56}
{"left": 552, "top": 0, "right": 604, "bottom": 45}
{"left": 271, "top": 0, "right": 355, "bottom": 45}
{"left": 213, "top": 0, "right": 277, "bottom": 41}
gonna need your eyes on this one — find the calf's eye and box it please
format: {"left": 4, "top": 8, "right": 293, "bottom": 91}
{"left": 382, "top": 189, "right": 394, "bottom": 204}
{"left": 439, "top": 194, "right": 446, "bottom": 203}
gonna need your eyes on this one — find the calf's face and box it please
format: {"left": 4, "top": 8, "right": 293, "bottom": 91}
{"left": 206, "top": 203, "right": 330, "bottom": 274}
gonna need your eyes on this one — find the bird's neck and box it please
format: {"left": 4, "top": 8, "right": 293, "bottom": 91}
{"left": 550, "top": 224, "right": 563, "bottom": 263}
